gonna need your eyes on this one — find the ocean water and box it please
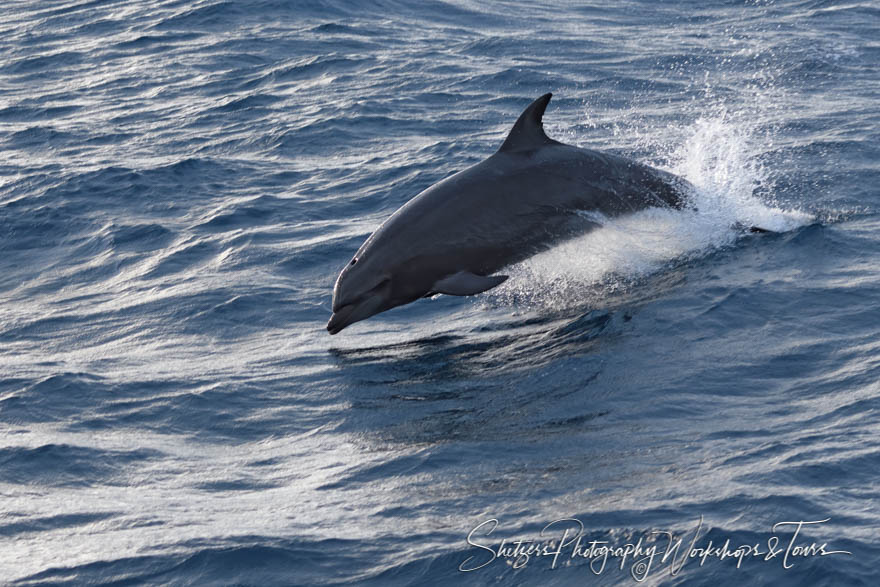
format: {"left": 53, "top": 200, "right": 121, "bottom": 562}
{"left": 1, "top": 0, "right": 879, "bottom": 584}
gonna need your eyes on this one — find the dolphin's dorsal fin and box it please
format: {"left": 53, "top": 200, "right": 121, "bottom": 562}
{"left": 498, "top": 93, "right": 560, "bottom": 153}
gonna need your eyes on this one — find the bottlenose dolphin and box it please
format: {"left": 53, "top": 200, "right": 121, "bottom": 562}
{"left": 327, "top": 93, "right": 693, "bottom": 334}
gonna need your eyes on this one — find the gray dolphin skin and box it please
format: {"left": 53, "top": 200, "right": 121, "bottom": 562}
{"left": 327, "top": 93, "right": 692, "bottom": 334}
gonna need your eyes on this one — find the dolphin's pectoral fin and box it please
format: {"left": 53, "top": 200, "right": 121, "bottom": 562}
{"left": 432, "top": 272, "right": 509, "bottom": 296}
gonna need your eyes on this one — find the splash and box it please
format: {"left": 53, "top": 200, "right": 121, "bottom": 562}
{"left": 666, "top": 108, "right": 809, "bottom": 233}
{"left": 491, "top": 106, "right": 813, "bottom": 309}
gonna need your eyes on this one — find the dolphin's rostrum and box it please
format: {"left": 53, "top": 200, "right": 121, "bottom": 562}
{"left": 327, "top": 93, "right": 692, "bottom": 334}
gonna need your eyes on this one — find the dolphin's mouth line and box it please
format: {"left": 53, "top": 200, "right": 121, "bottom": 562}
{"left": 328, "top": 278, "right": 392, "bottom": 334}
{"left": 327, "top": 302, "right": 355, "bottom": 334}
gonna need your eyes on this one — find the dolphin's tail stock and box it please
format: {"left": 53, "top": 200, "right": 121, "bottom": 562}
{"left": 732, "top": 221, "right": 776, "bottom": 234}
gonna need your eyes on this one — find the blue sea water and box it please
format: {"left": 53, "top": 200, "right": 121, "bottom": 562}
{"left": 1, "top": 0, "right": 879, "bottom": 584}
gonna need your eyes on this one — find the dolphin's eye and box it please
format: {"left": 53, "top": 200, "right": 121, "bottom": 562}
{"left": 350, "top": 258, "right": 358, "bottom": 266}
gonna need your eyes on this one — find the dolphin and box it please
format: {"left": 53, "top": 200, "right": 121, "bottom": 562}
{"left": 327, "top": 93, "right": 694, "bottom": 334}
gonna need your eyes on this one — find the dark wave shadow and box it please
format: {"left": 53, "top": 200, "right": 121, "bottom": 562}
{"left": 328, "top": 308, "right": 615, "bottom": 381}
